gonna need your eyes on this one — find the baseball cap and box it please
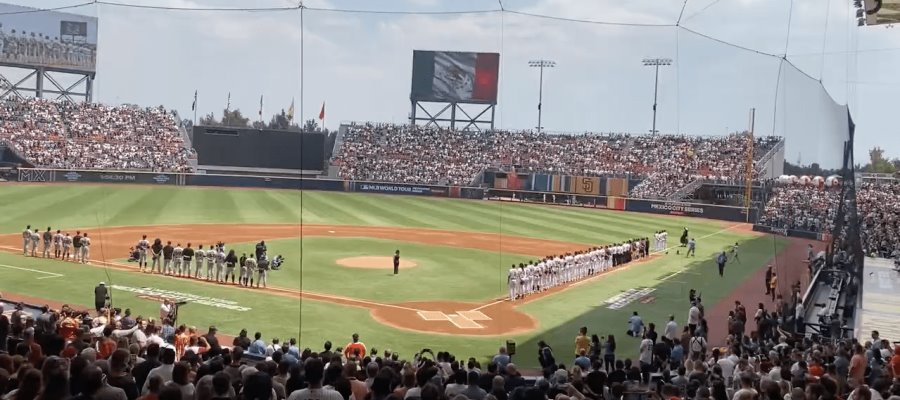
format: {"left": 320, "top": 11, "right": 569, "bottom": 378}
{"left": 99, "top": 281, "right": 105, "bottom": 285}
{"left": 209, "top": 325, "right": 217, "bottom": 332}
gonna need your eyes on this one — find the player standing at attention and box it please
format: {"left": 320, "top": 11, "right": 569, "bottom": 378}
{"left": 72, "top": 231, "right": 83, "bottom": 262}
{"left": 239, "top": 253, "right": 248, "bottom": 286}
{"left": 182, "top": 243, "right": 194, "bottom": 277}
{"left": 256, "top": 256, "right": 269, "bottom": 288}
{"left": 172, "top": 243, "right": 184, "bottom": 276}
{"left": 62, "top": 233, "right": 72, "bottom": 260}
{"left": 194, "top": 245, "right": 205, "bottom": 279}
{"left": 507, "top": 266, "right": 517, "bottom": 300}
{"left": 716, "top": 251, "right": 728, "bottom": 277}
{"left": 206, "top": 246, "right": 217, "bottom": 281}
{"left": 42, "top": 227, "right": 52, "bottom": 258}
{"left": 137, "top": 235, "right": 150, "bottom": 271}
{"left": 150, "top": 239, "right": 163, "bottom": 274}
{"left": 225, "top": 250, "right": 238, "bottom": 284}
{"left": 30, "top": 228, "right": 40, "bottom": 257}
{"left": 216, "top": 246, "right": 226, "bottom": 283}
{"left": 244, "top": 254, "right": 257, "bottom": 286}
{"left": 80, "top": 233, "right": 91, "bottom": 264}
{"left": 52, "top": 230, "right": 62, "bottom": 259}
{"left": 393, "top": 250, "right": 400, "bottom": 275}
{"left": 162, "top": 241, "right": 174, "bottom": 274}
{"left": 22, "top": 225, "right": 32, "bottom": 256}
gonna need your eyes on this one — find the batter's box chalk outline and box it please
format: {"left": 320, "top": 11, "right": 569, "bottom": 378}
{"left": 457, "top": 310, "right": 491, "bottom": 321}
{"left": 417, "top": 311, "right": 449, "bottom": 321}
{"left": 446, "top": 314, "right": 484, "bottom": 329}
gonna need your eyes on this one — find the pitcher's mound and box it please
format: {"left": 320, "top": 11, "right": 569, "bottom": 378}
{"left": 336, "top": 256, "right": 418, "bottom": 270}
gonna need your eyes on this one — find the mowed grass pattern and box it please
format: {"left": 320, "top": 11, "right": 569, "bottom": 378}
{"left": 0, "top": 184, "right": 775, "bottom": 367}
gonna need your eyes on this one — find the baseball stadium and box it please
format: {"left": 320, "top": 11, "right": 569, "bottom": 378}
{"left": 1, "top": 1, "right": 899, "bottom": 398}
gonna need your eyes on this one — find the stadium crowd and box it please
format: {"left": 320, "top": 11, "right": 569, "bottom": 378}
{"left": 2, "top": 273, "right": 898, "bottom": 400}
{"left": 758, "top": 185, "right": 842, "bottom": 234}
{"left": 334, "top": 124, "right": 782, "bottom": 198}
{"left": 0, "top": 98, "right": 193, "bottom": 172}
{"left": 857, "top": 181, "right": 900, "bottom": 257}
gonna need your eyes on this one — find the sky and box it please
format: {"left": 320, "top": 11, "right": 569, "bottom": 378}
{"left": 1, "top": 0, "right": 898, "bottom": 168}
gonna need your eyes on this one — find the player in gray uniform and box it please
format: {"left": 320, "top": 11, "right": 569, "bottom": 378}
{"left": 52, "top": 230, "right": 62, "bottom": 258}
{"left": 244, "top": 255, "right": 257, "bottom": 286}
{"left": 215, "top": 248, "right": 226, "bottom": 283}
{"left": 206, "top": 245, "right": 216, "bottom": 281}
{"left": 172, "top": 243, "right": 184, "bottom": 276}
{"left": 194, "top": 244, "right": 206, "bottom": 279}
{"left": 137, "top": 235, "right": 150, "bottom": 272}
{"left": 30, "top": 229, "right": 40, "bottom": 257}
{"left": 22, "top": 225, "right": 32, "bottom": 256}
{"left": 80, "top": 233, "right": 91, "bottom": 263}
{"left": 41, "top": 227, "right": 52, "bottom": 258}
{"left": 62, "top": 233, "right": 72, "bottom": 260}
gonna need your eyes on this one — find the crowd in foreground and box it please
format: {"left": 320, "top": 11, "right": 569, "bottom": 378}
{"left": 0, "top": 98, "right": 193, "bottom": 172}
{"left": 334, "top": 123, "right": 782, "bottom": 198}
{"left": 2, "top": 250, "right": 898, "bottom": 400}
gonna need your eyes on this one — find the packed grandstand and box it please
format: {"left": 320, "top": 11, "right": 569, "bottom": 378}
{"left": 1, "top": 96, "right": 899, "bottom": 400}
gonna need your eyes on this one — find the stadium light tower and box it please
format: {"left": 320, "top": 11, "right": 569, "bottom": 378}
{"left": 642, "top": 57, "right": 672, "bottom": 135}
{"left": 528, "top": 59, "right": 556, "bottom": 132}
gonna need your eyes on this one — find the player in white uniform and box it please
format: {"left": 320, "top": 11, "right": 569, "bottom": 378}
{"left": 80, "top": 233, "right": 91, "bottom": 263}
{"left": 172, "top": 244, "right": 183, "bottom": 276}
{"left": 215, "top": 248, "right": 226, "bottom": 283}
{"left": 30, "top": 230, "right": 40, "bottom": 257}
{"left": 194, "top": 244, "right": 206, "bottom": 279}
{"left": 22, "top": 225, "right": 32, "bottom": 256}
{"left": 206, "top": 246, "right": 216, "bottom": 280}
{"left": 62, "top": 234, "right": 72, "bottom": 260}
{"left": 661, "top": 230, "right": 668, "bottom": 249}
{"left": 137, "top": 235, "right": 150, "bottom": 271}
{"left": 52, "top": 230, "right": 62, "bottom": 259}
{"left": 508, "top": 266, "right": 519, "bottom": 301}
{"left": 244, "top": 255, "right": 257, "bottom": 285}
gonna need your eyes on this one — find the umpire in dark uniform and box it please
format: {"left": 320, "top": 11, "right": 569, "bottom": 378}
{"left": 393, "top": 250, "right": 400, "bottom": 275}
{"left": 94, "top": 282, "right": 108, "bottom": 312}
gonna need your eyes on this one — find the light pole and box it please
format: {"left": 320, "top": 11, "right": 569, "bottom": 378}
{"left": 528, "top": 59, "right": 556, "bottom": 132}
{"left": 642, "top": 57, "right": 671, "bottom": 135}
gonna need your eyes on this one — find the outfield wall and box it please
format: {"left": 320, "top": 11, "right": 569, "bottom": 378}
{"left": 751, "top": 224, "right": 824, "bottom": 241}
{"left": 15, "top": 168, "right": 755, "bottom": 223}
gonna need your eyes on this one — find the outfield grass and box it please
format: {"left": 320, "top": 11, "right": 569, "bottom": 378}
{"left": 0, "top": 184, "right": 780, "bottom": 367}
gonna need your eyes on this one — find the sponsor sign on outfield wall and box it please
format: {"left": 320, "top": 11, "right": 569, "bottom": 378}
{"left": 752, "top": 224, "right": 822, "bottom": 241}
{"left": 626, "top": 199, "right": 755, "bottom": 222}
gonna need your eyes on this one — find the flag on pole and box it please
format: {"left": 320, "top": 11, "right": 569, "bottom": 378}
{"left": 318, "top": 101, "right": 325, "bottom": 121}
{"left": 226, "top": 92, "right": 231, "bottom": 111}
{"left": 192, "top": 90, "right": 197, "bottom": 111}
{"left": 259, "top": 95, "right": 264, "bottom": 119}
{"left": 287, "top": 98, "right": 295, "bottom": 122}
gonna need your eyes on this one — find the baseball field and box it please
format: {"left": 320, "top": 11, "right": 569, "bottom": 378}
{"left": 0, "top": 183, "right": 806, "bottom": 367}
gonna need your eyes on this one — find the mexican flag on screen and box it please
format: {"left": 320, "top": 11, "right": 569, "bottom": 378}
{"left": 411, "top": 51, "right": 499, "bottom": 103}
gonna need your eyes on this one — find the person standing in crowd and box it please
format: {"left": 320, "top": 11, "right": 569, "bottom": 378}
{"left": 769, "top": 272, "right": 778, "bottom": 302}
{"left": 575, "top": 326, "right": 590, "bottom": 357}
{"left": 764, "top": 265, "right": 773, "bottom": 295}
{"left": 627, "top": 311, "right": 644, "bottom": 337}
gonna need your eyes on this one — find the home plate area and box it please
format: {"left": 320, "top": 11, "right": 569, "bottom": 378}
{"left": 417, "top": 310, "right": 492, "bottom": 329}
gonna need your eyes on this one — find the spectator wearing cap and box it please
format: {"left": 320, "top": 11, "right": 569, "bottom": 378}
{"left": 203, "top": 326, "right": 221, "bottom": 357}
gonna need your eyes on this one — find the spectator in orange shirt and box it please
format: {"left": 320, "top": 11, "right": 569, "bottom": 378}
{"left": 808, "top": 357, "right": 825, "bottom": 378}
{"left": 98, "top": 326, "right": 118, "bottom": 360}
{"left": 891, "top": 345, "right": 900, "bottom": 379}
{"left": 174, "top": 325, "right": 190, "bottom": 360}
{"left": 849, "top": 344, "right": 867, "bottom": 388}
{"left": 343, "top": 333, "right": 366, "bottom": 361}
